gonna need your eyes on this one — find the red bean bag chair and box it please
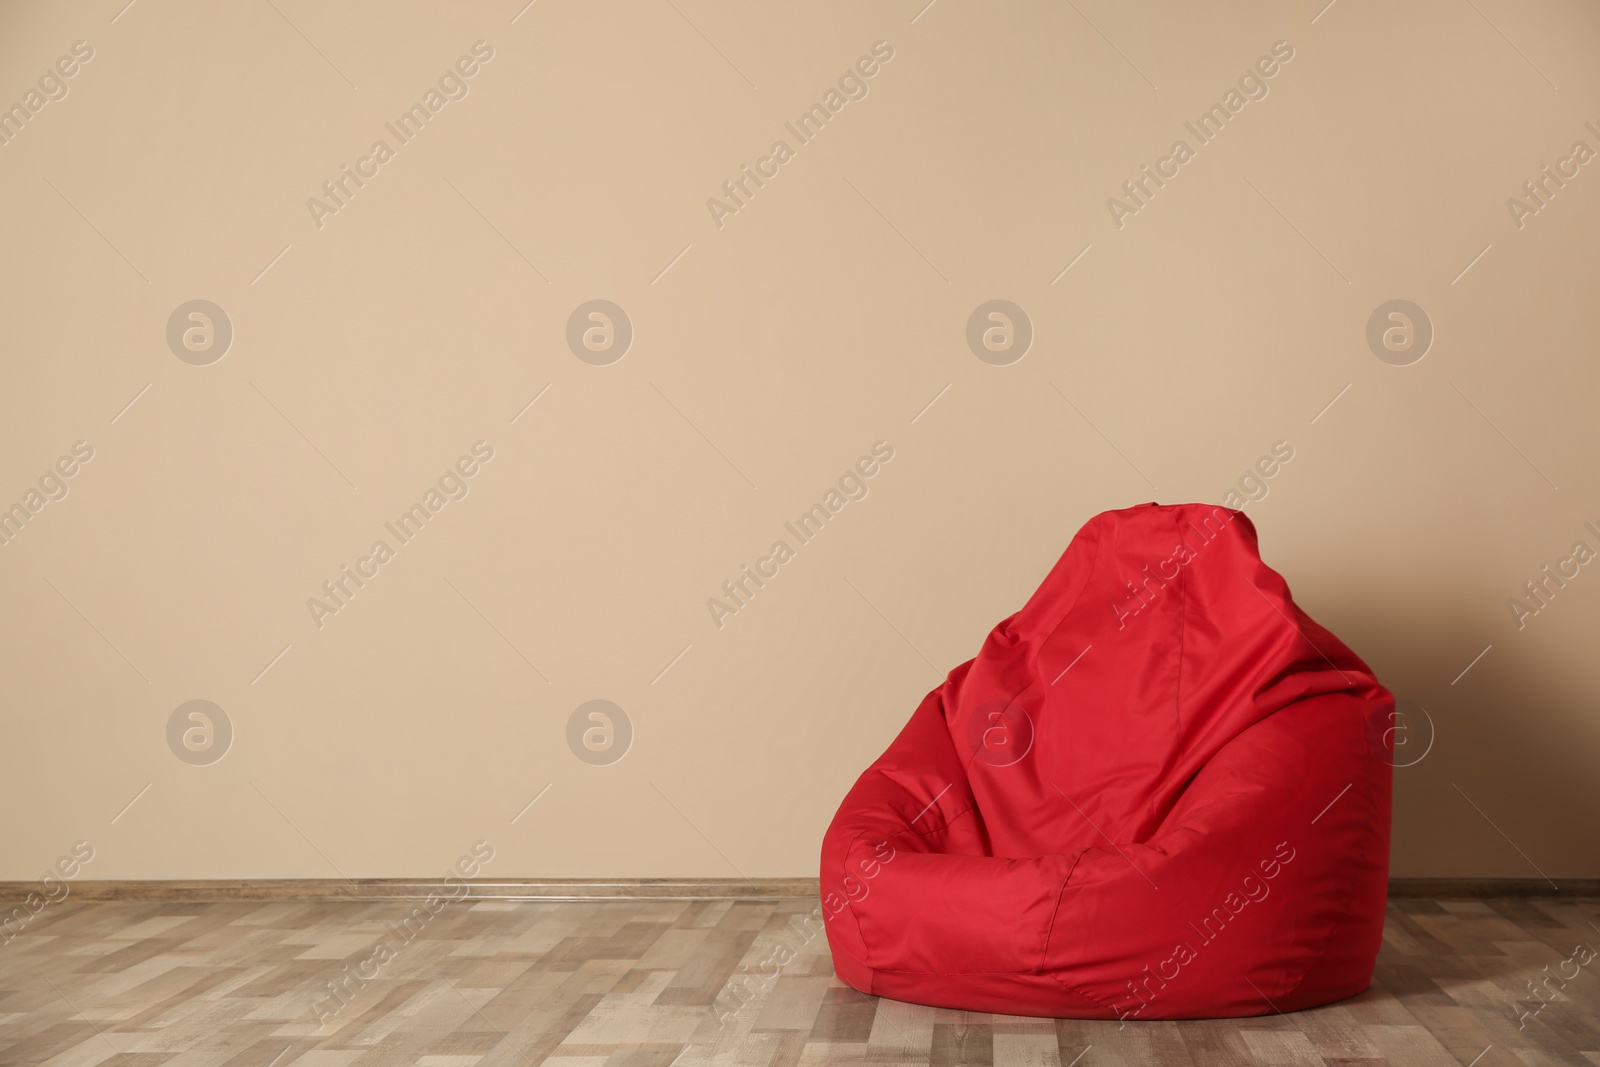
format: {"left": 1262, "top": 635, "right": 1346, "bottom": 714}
{"left": 820, "top": 502, "right": 1392, "bottom": 1021}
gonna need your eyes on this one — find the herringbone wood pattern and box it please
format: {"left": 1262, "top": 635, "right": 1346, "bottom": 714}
{"left": 1, "top": 897, "right": 1597, "bottom": 1066}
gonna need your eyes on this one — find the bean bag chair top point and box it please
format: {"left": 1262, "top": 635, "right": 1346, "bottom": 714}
{"left": 820, "top": 502, "right": 1393, "bottom": 1021}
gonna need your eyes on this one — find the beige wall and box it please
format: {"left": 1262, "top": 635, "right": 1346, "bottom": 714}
{"left": 2, "top": 0, "right": 1597, "bottom": 883}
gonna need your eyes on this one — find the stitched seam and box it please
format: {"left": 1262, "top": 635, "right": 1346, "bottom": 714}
{"left": 1047, "top": 968, "right": 1122, "bottom": 1012}
{"left": 836, "top": 799, "right": 983, "bottom": 966}
{"left": 1037, "top": 850, "right": 1084, "bottom": 974}
{"left": 834, "top": 828, "right": 873, "bottom": 958}
{"left": 887, "top": 799, "right": 980, "bottom": 841}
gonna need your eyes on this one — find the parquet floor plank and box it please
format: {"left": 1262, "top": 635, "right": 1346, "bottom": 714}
{"left": 3, "top": 897, "right": 1596, "bottom": 1066}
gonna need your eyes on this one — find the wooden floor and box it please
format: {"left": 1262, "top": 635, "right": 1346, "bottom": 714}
{"left": 2, "top": 896, "right": 1597, "bottom": 1066}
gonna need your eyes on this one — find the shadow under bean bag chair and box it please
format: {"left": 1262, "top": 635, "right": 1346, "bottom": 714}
{"left": 820, "top": 502, "right": 1393, "bottom": 1021}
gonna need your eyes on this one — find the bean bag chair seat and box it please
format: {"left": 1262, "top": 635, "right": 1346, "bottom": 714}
{"left": 820, "top": 502, "right": 1392, "bottom": 1020}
